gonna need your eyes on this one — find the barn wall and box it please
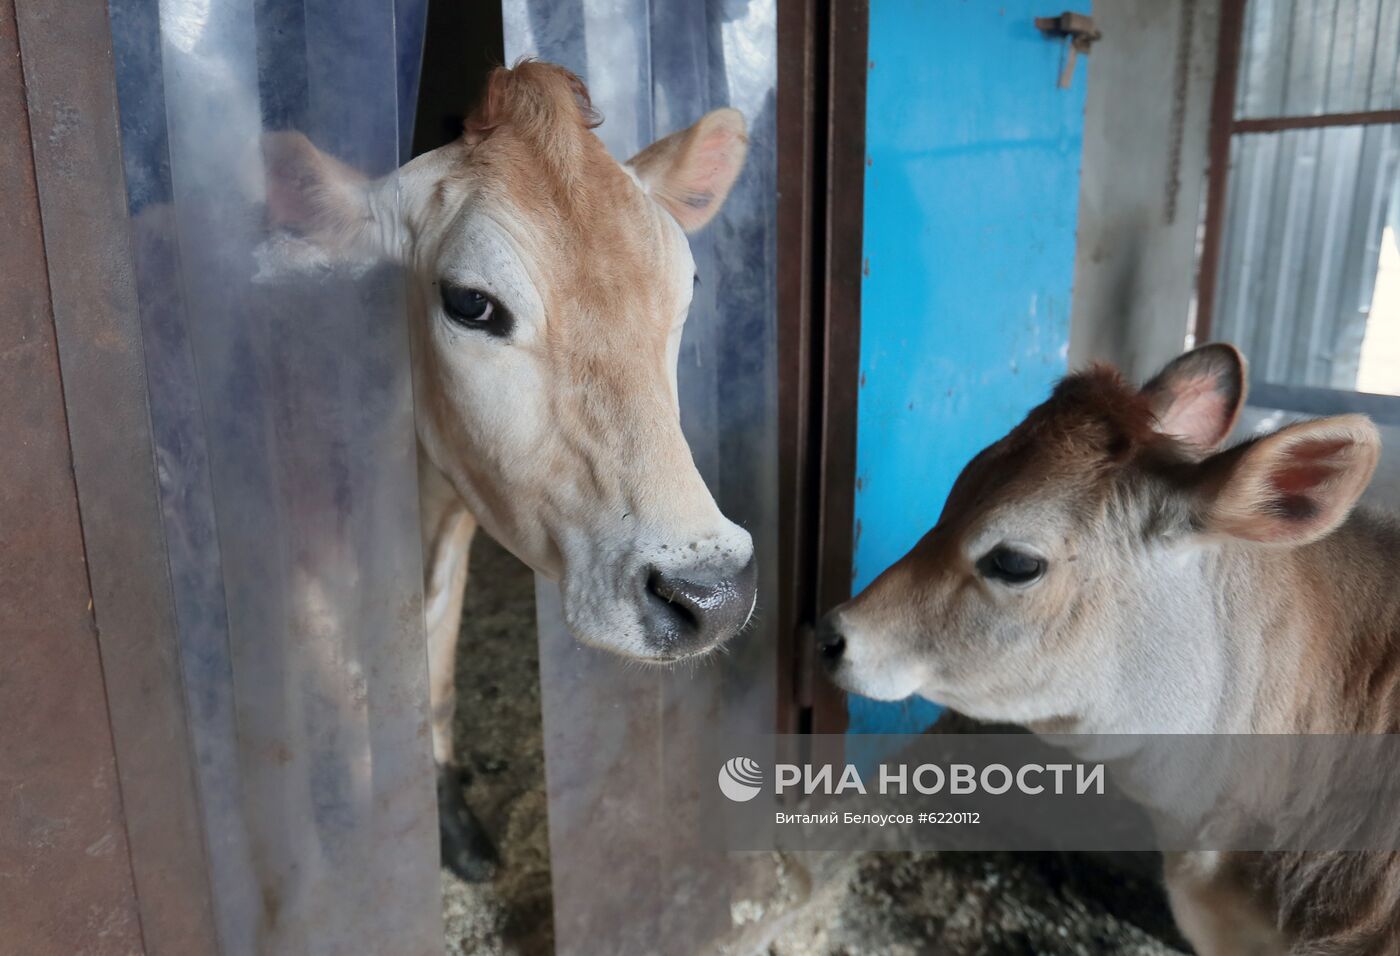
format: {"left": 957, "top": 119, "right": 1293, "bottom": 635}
{"left": 850, "top": 1, "right": 1090, "bottom": 737}
{"left": 1070, "top": 0, "right": 1222, "bottom": 381}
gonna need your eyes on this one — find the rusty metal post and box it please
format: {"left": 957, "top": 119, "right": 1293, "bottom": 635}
{"left": 7, "top": 0, "right": 220, "bottom": 951}
{"left": 0, "top": 2, "right": 148, "bottom": 951}
{"left": 1194, "top": 0, "right": 1247, "bottom": 343}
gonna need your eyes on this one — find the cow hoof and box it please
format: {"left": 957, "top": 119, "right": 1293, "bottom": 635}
{"left": 437, "top": 763, "right": 499, "bottom": 882}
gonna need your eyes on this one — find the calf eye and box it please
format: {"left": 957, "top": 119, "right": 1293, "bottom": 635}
{"left": 978, "top": 546, "right": 1046, "bottom": 586}
{"left": 440, "top": 283, "right": 512, "bottom": 338}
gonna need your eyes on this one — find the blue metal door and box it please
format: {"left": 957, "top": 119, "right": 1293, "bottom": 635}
{"left": 851, "top": 2, "right": 1091, "bottom": 733}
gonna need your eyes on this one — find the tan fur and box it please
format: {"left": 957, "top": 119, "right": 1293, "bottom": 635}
{"left": 460, "top": 63, "right": 671, "bottom": 309}
{"left": 628, "top": 107, "right": 748, "bottom": 230}
{"left": 1167, "top": 853, "right": 1287, "bottom": 956}
{"left": 419, "top": 451, "right": 476, "bottom": 766}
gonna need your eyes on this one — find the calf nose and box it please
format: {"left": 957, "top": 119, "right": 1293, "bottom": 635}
{"left": 815, "top": 614, "right": 846, "bottom": 668}
{"left": 641, "top": 556, "right": 757, "bottom": 658}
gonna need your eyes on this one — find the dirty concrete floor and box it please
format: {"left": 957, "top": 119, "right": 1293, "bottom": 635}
{"left": 439, "top": 535, "right": 1188, "bottom": 956}
{"left": 761, "top": 852, "right": 1187, "bottom": 956}
{"left": 440, "top": 533, "right": 553, "bottom": 956}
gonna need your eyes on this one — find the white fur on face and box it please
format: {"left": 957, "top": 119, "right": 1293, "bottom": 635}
{"left": 412, "top": 204, "right": 559, "bottom": 571}
{"left": 830, "top": 502, "right": 1066, "bottom": 709}
{"left": 825, "top": 616, "right": 931, "bottom": 701}
{"left": 827, "top": 473, "right": 1244, "bottom": 736}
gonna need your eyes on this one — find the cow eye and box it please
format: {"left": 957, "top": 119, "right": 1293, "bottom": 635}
{"left": 978, "top": 546, "right": 1046, "bottom": 586}
{"left": 440, "top": 283, "right": 512, "bottom": 337}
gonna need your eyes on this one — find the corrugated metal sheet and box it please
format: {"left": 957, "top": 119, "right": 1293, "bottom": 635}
{"left": 1214, "top": 0, "right": 1400, "bottom": 390}
{"left": 1236, "top": 0, "right": 1400, "bottom": 117}
{"left": 1214, "top": 124, "right": 1399, "bottom": 387}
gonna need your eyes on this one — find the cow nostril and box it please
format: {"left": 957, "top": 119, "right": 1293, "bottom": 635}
{"left": 816, "top": 616, "right": 846, "bottom": 664}
{"left": 645, "top": 568, "right": 701, "bottom": 632}
{"left": 819, "top": 634, "right": 846, "bottom": 661}
{"left": 640, "top": 557, "right": 757, "bottom": 655}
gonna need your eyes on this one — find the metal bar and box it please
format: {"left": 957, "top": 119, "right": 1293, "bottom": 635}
{"left": 10, "top": 1, "right": 220, "bottom": 951}
{"left": 777, "top": 0, "right": 866, "bottom": 737}
{"left": 1250, "top": 381, "right": 1400, "bottom": 426}
{"left": 1234, "top": 108, "right": 1400, "bottom": 133}
{"left": 776, "top": 0, "right": 817, "bottom": 733}
{"left": 809, "top": 0, "right": 869, "bottom": 735}
{"left": 1195, "top": 0, "right": 1249, "bottom": 343}
{"left": 0, "top": 2, "right": 147, "bottom": 951}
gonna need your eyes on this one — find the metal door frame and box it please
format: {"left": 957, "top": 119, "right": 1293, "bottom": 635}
{"left": 2, "top": 0, "right": 218, "bottom": 950}
{"left": 776, "top": 0, "right": 868, "bottom": 736}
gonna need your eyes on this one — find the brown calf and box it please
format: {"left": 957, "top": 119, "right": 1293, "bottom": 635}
{"left": 821, "top": 344, "right": 1400, "bottom": 954}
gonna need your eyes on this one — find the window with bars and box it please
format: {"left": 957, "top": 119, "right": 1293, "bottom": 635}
{"left": 1198, "top": 0, "right": 1400, "bottom": 406}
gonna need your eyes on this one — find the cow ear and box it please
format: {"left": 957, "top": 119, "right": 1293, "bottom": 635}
{"left": 1141, "top": 343, "right": 1247, "bottom": 453}
{"left": 1197, "top": 415, "right": 1379, "bottom": 545}
{"left": 261, "top": 130, "right": 401, "bottom": 261}
{"left": 627, "top": 108, "right": 747, "bottom": 233}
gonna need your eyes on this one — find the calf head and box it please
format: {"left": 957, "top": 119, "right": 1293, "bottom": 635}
{"left": 264, "top": 61, "right": 756, "bottom": 660}
{"left": 820, "top": 344, "right": 1379, "bottom": 725}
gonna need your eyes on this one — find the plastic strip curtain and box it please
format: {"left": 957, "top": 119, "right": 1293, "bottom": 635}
{"left": 502, "top": 2, "right": 779, "bottom": 953}
{"left": 108, "top": 0, "right": 441, "bottom": 952}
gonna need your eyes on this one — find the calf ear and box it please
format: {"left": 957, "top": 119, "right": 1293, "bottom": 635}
{"left": 1200, "top": 415, "right": 1380, "bottom": 545}
{"left": 1141, "top": 343, "right": 1247, "bottom": 452}
{"left": 261, "top": 131, "right": 399, "bottom": 261}
{"left": 627, "top": 108, "right": 748, "bottom": 233}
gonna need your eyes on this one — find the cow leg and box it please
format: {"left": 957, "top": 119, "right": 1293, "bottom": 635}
{"left": 1165, "top": 853, "right": 1288, "bottom": 956}
{"left": 420, "top": 453, "right": 497, "bottom": 881}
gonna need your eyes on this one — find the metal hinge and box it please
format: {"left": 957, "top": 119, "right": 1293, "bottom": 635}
{"left": 1036, "top": 12, "right": 1102, "bottom": 88}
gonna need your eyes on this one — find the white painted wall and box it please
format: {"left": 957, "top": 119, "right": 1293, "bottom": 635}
{"left": 1070, "top": 0, "right": 1221, "bottom": 382}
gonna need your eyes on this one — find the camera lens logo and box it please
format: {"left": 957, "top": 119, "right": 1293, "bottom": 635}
{"left": 718, "top": 756, "right": 764, "bottom": 802}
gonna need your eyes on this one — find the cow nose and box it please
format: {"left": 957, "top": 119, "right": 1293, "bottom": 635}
{"left": 641, "top": 556, "right": 757, "bottom": 657}
{"left": 816, "top": 614, "right": 846, "bottom": 667}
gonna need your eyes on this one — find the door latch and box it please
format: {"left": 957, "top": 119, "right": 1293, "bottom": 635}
{"left": 1036, "top": 12, "right": 1101, "bottom": 88}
